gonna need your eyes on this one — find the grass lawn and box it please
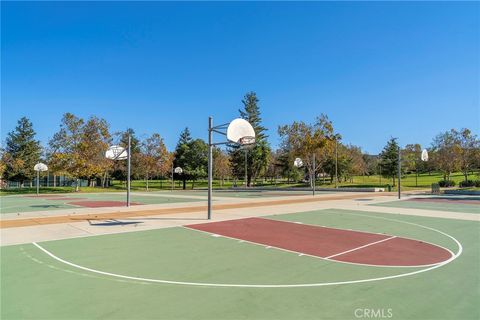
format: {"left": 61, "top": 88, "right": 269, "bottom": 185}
{"left": 1, "top": 172, "right": 478, "bottom": 196}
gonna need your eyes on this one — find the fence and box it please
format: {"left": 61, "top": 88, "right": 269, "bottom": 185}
{"left": 2, "top": 175, "right": 88, "bottom": 189}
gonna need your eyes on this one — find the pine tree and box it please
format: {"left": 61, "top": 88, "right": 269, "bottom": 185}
{"left": 172, "top": 128, "right": 208, "bottom": 189}
{"left": 229, "top": 92, "right": 271, "bottom": 186}
{"left": 379, "top": 138, "right": 400, "bottom": 186}
{"left": 4, "top": 117, "right": 41, "bottom": 185}
{"left": 238, "top": 92, "right": 268, "bottom": 141}
{"left": 173, "top": 128, "right": 193, "bottom": 189}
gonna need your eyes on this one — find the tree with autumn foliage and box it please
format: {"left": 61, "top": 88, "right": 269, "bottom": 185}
{"left": 213, "top": 147, "right": 231, "bottom": 186}
{"left": 48, "top": 113, "right": 111, "bottom": 191}
{"left": 139, "top": 133, "right": 170, "bottom": 190}
{"left": 278, "top": 114, "right": 335, "bottom": 187}
{"left": 454, "top": 128, "right": 479, "bottom": 182}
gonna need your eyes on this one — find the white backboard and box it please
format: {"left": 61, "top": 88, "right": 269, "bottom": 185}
{"left": 226, "top": 118, "right": 256, "bottom": 145}
{"left": 294, "top": 158, "right": 303, "bottom": 168}
{"left": 34, "top": 163, "right": 48, "bottom": 172}
{"left": 106, "top": 145, "right": 128, "bottom": 160}
{"left": 421, "top": 149, "right": 429, "bottom": 162}
{"left": 174, "top": 167, "right": 183, "bottom": 174}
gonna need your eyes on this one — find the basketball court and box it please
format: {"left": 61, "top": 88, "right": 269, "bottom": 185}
{"left": 371, "top": 195, "right": 480, "bottom": 214}
{"left": 0, "top": 192, "right": 206, "bottom": 215}
{"left": 1, "top": 191, "right": 479, "bottom": 319}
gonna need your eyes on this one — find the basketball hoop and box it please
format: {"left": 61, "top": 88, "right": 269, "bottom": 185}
{"left": 174, "top": 167, "right": 183, "bottom": 174}
{"left": 227, "top": 118, "right": 256, "bottom": 145}
{"left": 238, "top": 136, "right": 256, "bottom": 149}
{"left": 421, "top": 149, "right": 429, "bottom": 162}
{"left": 207, "top": 116, "right": 256, "bottom": 220}
{"left": 293, "top": 158, "right": 303, "bottom": 168}
{"left": 34, "top": 163, "right": 48, "bottom": 172}
{"left": 33, "top": 163, "right": 48, "bottom": 196}
{"left": 105, "top": 145, "right": 128, "bottom": 160}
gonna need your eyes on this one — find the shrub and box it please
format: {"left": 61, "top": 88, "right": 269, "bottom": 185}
{"left": 438, "top": 180, "right": 456, "bottom": 188}
{"left": 459, "top": 180, "right": 475, "bottom": 188}
{"left": 475, "top": 180, "right": 480, "bottom": 188}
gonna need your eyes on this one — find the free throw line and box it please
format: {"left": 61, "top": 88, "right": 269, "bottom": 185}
{"left": 325, "top": 236, "right": 397, "bottom": 259}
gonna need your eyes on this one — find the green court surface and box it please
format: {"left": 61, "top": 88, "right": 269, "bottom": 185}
{"left": 370, "top": 197, "right": 480, "bottom": 214}
{"left": 0, "top": 193, "right": 203, "bottom": 214}
{"left": 1, "top": 209, "right": 478, "bottom": 319}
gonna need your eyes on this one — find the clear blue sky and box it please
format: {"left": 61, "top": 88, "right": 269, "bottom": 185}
{"left": 2, "top": 1, "right": 479, "bottom": 154}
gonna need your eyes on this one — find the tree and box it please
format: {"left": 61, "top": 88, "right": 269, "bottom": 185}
{"left": 139, "top": 133, "right": 170, "bottom": 190}
{"left": 402, "top": 144, "right": 422, "bottom": 187}
{"left": 213, "top": 148, "right": 231, "bottom": 187}
{"left": 454, "top": 128, "right": 479, "bottom": 182}
{"left": 379, "top": 138, "right": 400, "bottom": 186}
{"left": 278, "top": 114, "right": 335, "bottom": 187}
{"left": 345, "top": 145, "right": 368, "bottom": 181}
{"left": 45, "top": 143, "right": 69, "bottom": 187}
{"left": 276, "top": 147, "right": 303, "bottom": 184}
{"left": 82, "top": 116, "right": 112, "bottom": 187}
{"left": 48, "top": 113, "right": 111, "bottom": 191}
{"left": 323, "top": 144, "right": 365, "bottom": 184}
{"left": 229, "top": 92, "right": 271, "bottom": 186}
{"left": 186, "top": 139, "right": 209, "bottom": 189}
{"left": 431, "top": 130, "right": 460, "bottom": 181}
{"left": 3, "top": 117, "right": 42, "bottom": 186}
{"left": 264, "top": 150, "right": 281, "bottom": 184}
{"left": 173, "top": 128, "right": 193, "bottom": 189}
{"left": 363, "top": 154, "right": 380, "bottom": 177}
{"left": 0, "top": 148, "right": 7, "bottom": 188}
{"left": 173, "top": 129, "right": 208, "bottom": 189}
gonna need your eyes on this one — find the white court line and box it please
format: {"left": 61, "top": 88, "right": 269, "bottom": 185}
{"left": 183, "top": 226, "right": 448, "bottom": 268}
{"left": 184, "top": 221, "right": 453, "bottom": 269}
{"left": 325, "top": 236, "right": 397, "bottom": 259}
{"left": 31, "top": 212, "right": 463, "bottom": 288}
{"left": 32, "top": 235, "right": 462, "bottom": 288}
